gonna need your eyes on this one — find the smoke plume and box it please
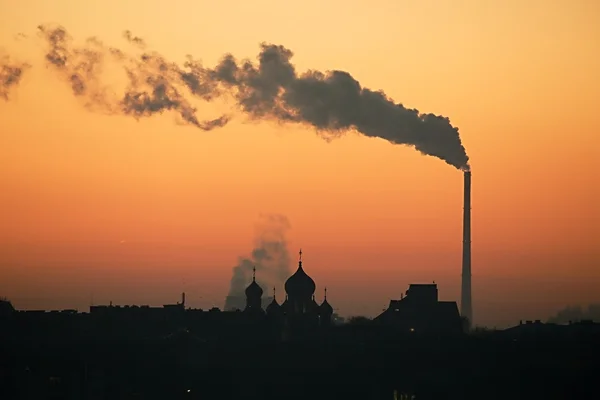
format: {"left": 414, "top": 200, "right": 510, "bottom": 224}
{"left": 6, "top": 24, "right": 470, "bottom": 169}
{"left": 224, "top": 214, "right": 292, "bottom": 311}
{"left": 209, "top": 45, "right": 470, "bottom": 169}
{"left": 0, "top": 54, "right": 29, "bottom": 101}
{"left": 547, "top": 304, "right": 600, "bottom": 324}
{"left": 36, "top": 25, "right": 122, "bottom": 112}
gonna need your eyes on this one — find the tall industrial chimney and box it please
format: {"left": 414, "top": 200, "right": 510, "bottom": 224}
{"left": 461, "top": 170, "right": 473, "bottom": 328}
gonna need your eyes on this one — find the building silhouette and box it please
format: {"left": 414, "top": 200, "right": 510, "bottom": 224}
{"left": 1, "top": 249, "right": 466, "bottom": 341}
{"left": 374, "top": 283, "right": 463, "bottom": 334}
{"left": 2, "top": 250, "right": 598, "bottom": 399}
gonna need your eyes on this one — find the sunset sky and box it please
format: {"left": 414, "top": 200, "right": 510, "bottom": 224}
{"left": 1, "top": 0, "right": 598, "bottom": 328}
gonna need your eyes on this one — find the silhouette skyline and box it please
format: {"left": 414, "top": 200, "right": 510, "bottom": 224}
{"left": 0, "top": 1, "right": 598, "bottom": 329}
{"left": 1, "top": 270, "right": 598, "bottom": 399}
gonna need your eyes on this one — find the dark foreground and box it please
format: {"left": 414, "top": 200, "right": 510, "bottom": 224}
{"left": 1, "top": 332, "right": 598, "bottom": 400}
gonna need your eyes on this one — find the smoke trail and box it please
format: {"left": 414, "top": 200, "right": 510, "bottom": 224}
{"left": 122, "top": 30, "right": 146, "bottom": 49}
{"left": 36, "top": 25, "right": 121, "bottom": 112}
{"left": 36, "top": 24, "right": 229, "bottom": 129}
{"left": 119, "top": 50, "right": 230, "bottom": 130}
{"left": 0, "top": 54, "right": 29, "bottom": 101}
{"left": 207, "top": 44, "right": 470, "bottom": 170}
{"left": 224, "top": 214, "right": 292, "bottom": 311}
{"left": 13, "top": 24, "right": 470, "bottom": 169}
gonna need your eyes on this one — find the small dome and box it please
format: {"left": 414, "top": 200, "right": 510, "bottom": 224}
{"left": 266, "top": 298, "right": 281, "bottom": 315}
{"left": 285, "top": 252, "right": 316, "bottom": 298}
{"left": 245, "top": 280, "right": 263, "bottom": 298}
{"left": 320, "top": 298, "right": 333, "bottom": 315}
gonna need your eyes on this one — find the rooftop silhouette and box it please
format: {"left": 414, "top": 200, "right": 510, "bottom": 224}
{"left": 1, "top": 249, "right": 598, "bottom": 399}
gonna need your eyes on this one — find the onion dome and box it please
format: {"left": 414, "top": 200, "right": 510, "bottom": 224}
{"left": 284, "top": 249, "right": 316, "bottom": 298}
{"left": 245, "top": 267, "right": 263, "bottom": 298}
{"left": 320, "top": 288, "right": 333, "bottom": 315}
{"left": 266, "top": 298, "right": 280, "bottom": 314}
{"left": 266, "top": 287, "right": 281, "bottom": 315}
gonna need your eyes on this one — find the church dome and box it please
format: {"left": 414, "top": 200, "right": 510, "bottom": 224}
{"left": 320, "top": 298, "right": 333, "bottom": 315}
{"left": 285, "top": 250, "right": 315, "bottom": 298}
{"left": 245, "top": 279, "right": 263, "bottom": 298}
{"left": 266, "top": 298, "right": 281, "bottom": 315}
{"left": 245, "top": 267, "right": 264, "bottom": 299}
{"left": 266, "top": 288, "right": 281, "bottom": 315}
{"left": 320, "top": 287, "right": 333, "bottom": 314}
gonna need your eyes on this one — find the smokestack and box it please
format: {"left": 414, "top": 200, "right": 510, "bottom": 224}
{"left": 461, "top": 170, "right": 472, "bottom": 328}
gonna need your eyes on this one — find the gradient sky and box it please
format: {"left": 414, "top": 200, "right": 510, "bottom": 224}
{"left": 1, "top": 0, "right": 598, "bottom": 328}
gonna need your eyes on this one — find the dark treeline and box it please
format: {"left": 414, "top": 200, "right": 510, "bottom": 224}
{"left": 1, "top": 320, "right": 598, "bottom": 400}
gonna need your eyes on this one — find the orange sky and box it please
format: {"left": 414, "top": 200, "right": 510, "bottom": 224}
{"left": 0, "top": 0, "right": 598, "bottom": 328}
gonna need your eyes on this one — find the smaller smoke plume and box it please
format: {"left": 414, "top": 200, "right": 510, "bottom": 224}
{"left": 0, "top": 54, "right": 29, "bottom": 101}
{"left": 547, "top": 304, "right": 600, "bottom": 324}
{"left": 225, "top": 214, "right": 292, "bottom": 310}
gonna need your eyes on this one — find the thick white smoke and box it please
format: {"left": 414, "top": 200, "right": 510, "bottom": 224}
{"left": 224, "top": 214, "right": 292, "bottom": 311}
